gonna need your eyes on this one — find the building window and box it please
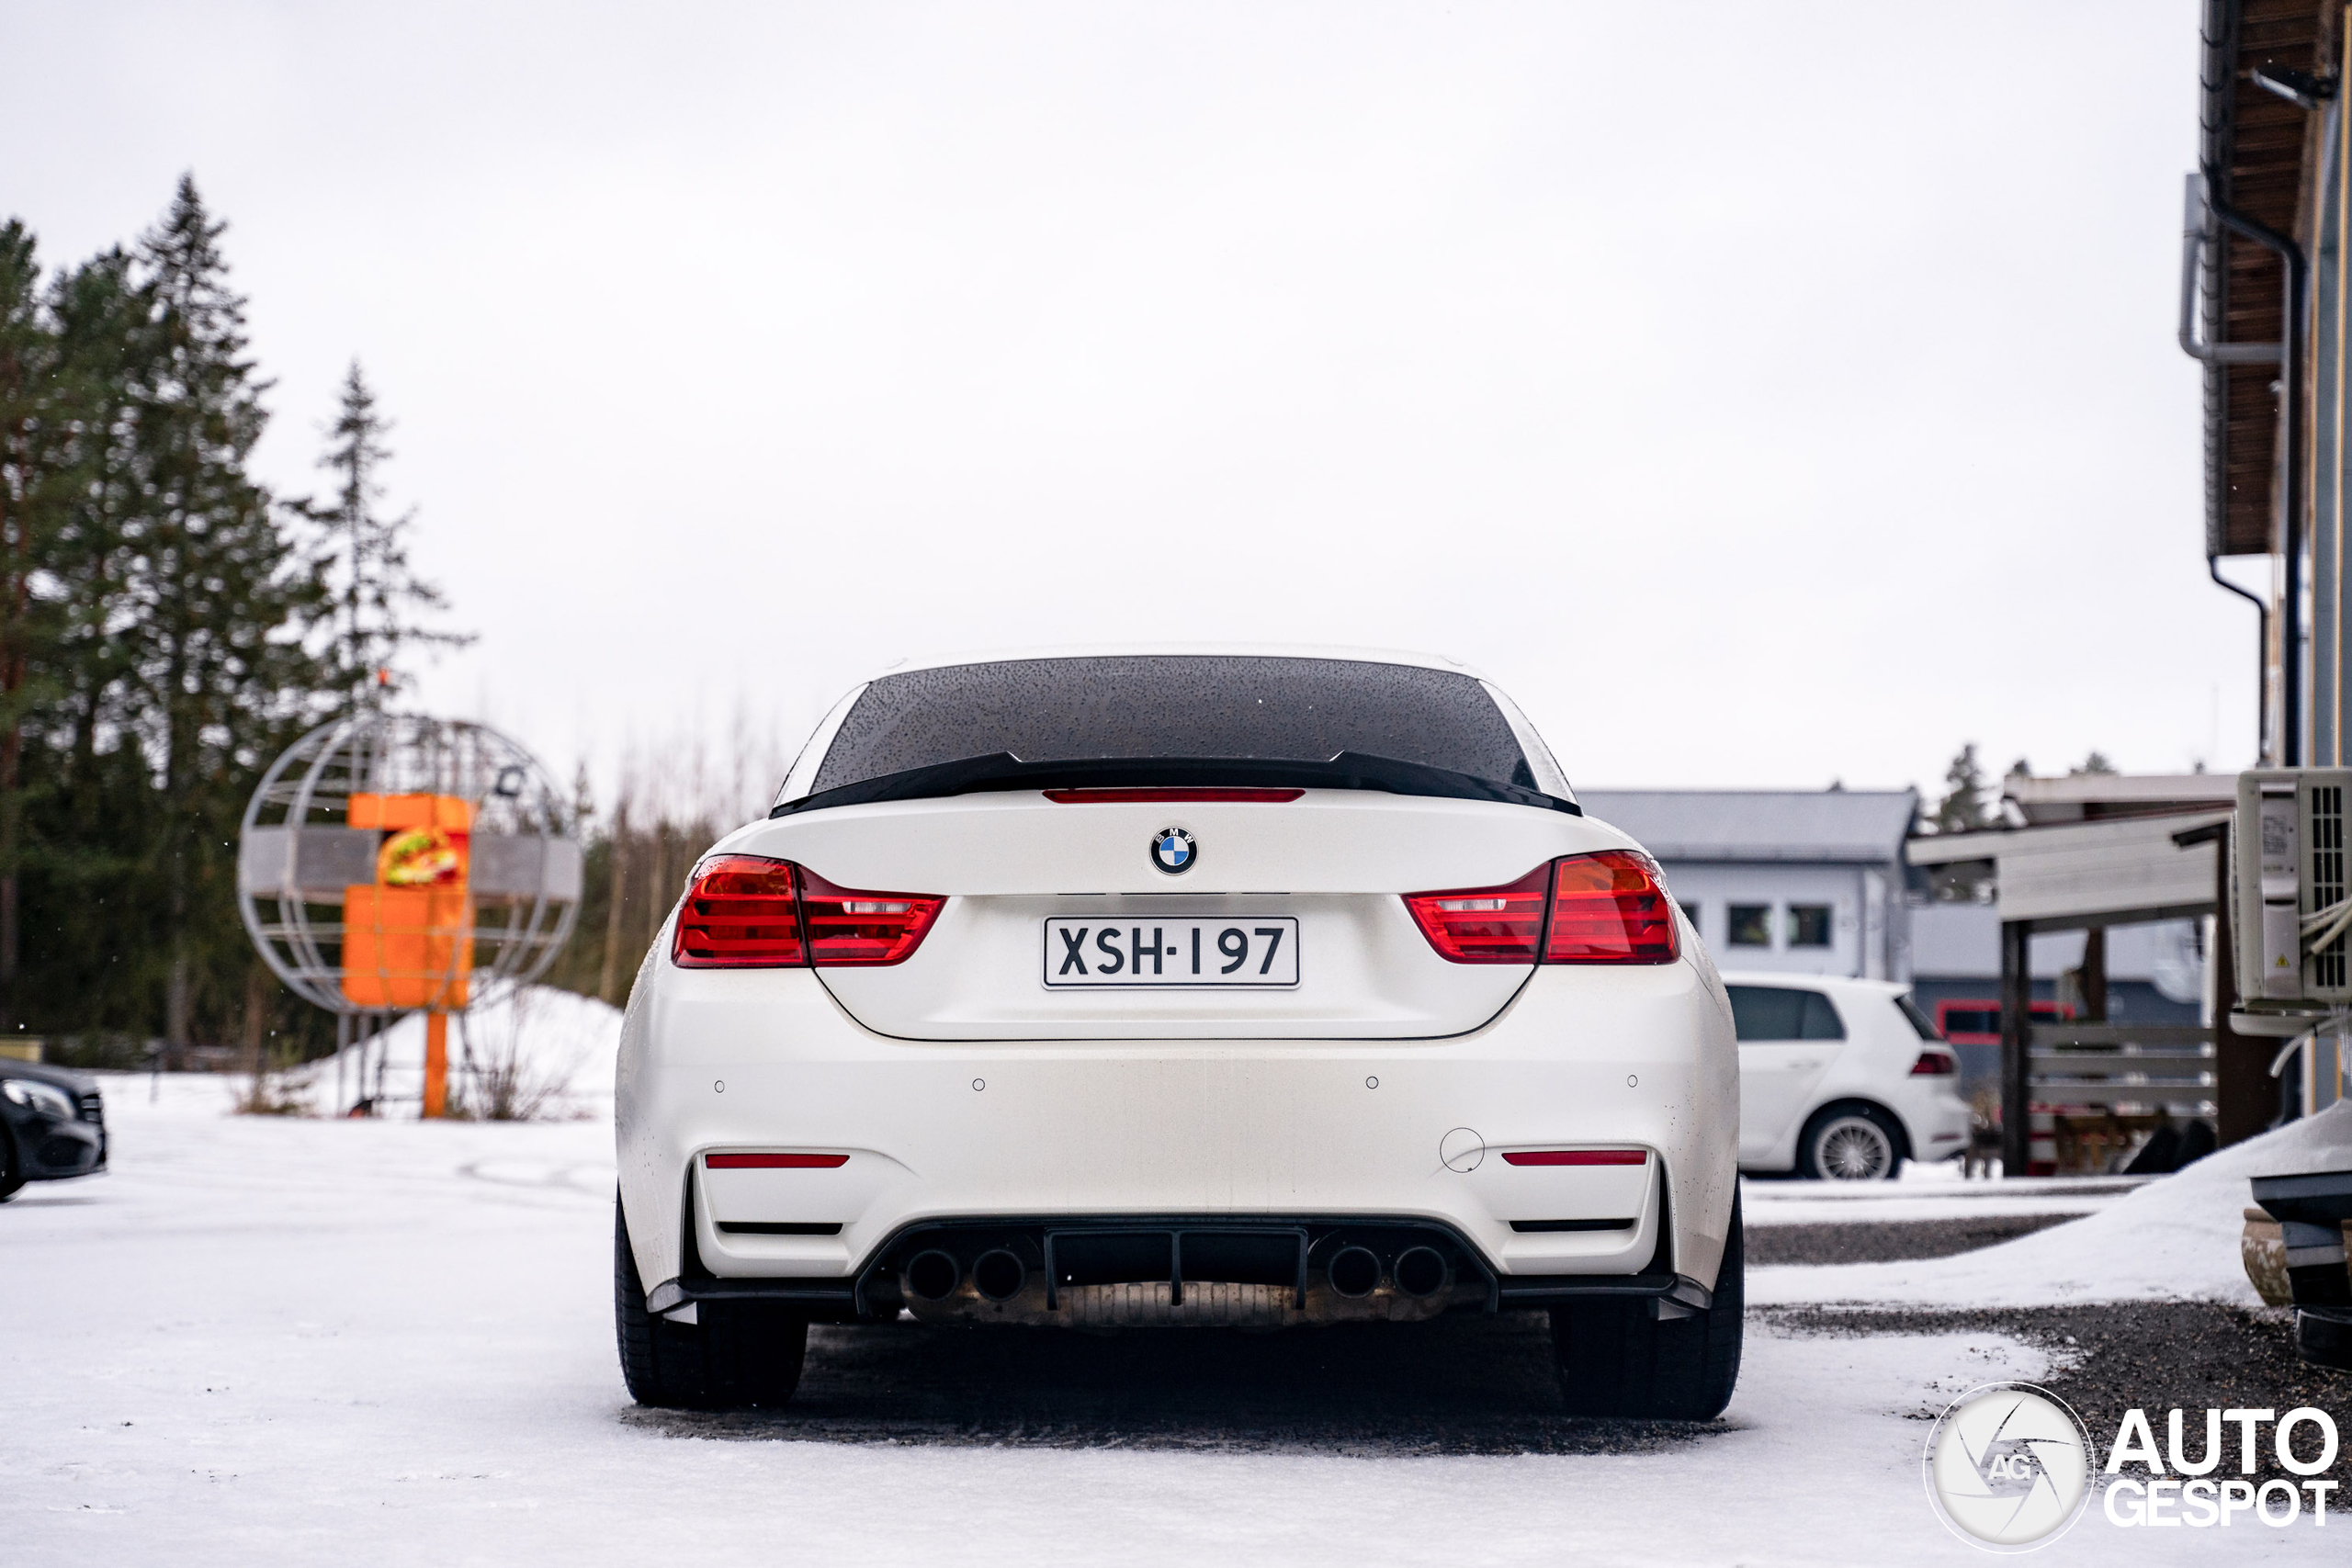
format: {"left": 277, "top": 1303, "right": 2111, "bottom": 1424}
{"left": 1788, "top": 904, "right": 1833, "bottom": 948}
{"left": 1727, "top": 904, "right": 1772, "bottom": 947}
{"left": 1679, "top": 898, "right": 1702, "bottom": 931}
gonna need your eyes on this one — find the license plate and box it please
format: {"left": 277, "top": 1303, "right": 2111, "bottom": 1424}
{"left": 1043, "top": 917, "right": 1300, "bottom": 988}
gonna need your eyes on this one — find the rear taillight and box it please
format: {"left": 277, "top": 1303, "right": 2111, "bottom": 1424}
{"left": 673, "top": 855, "right": 944, "bottom": 969}
{"left": 1404, "top": 851, "right": 1679, "bottom": 966}
{"left": 673, "top": 855, "right": 806, "bottom": 967}
{"left": 1401, "top": 864, "right": 1552, "bottom": 962}
{"left": 1544, "top": 851, "right": 1678, "bottom": 964}
{"left": 798, "top": 869, "right": 946, "bottom": 965}
{"left": 1909, "top": 1049, "right": 1958, "bottom": 1077}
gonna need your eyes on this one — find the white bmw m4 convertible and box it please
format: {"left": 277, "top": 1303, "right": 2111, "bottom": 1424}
{"left": 614, "top": 648, "right": 1743, "bottom": 1417}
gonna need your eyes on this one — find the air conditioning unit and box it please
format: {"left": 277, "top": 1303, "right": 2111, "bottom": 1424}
{"left": 2233, "top": 768, "right": 2352, "bottom": 1024}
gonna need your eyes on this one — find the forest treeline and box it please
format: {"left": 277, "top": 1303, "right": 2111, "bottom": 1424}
{"left": 0, "top": 176, "right": 448, "bottom": 1058}
{"left": 0, "top": 176, "right": 726, "bottom": 1065}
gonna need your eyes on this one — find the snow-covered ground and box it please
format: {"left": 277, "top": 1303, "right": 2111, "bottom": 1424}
{"left": 271, "top": 986, "right": 625, "bottom": 1121}
{"left": 1752, "top": 1100, "right": 2352, "bottom": 1312}
{"left": 3, "top": 1078, "right": 2344, "bottom": 1565}
{"left": 1744, "top": 1162, "right": 2146, "bottom": 1228}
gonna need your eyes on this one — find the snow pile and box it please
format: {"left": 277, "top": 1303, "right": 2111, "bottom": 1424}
{"left": 276, "top": 985, "right": 623, "bottom": 1122}
{"left": 1753, "top": 1099, "right": 2352, "bottom": 1310}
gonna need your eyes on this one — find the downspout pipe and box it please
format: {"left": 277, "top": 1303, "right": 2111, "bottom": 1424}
{"left": 2183, "top": 170, "right": 2308, "bottom": 765}
{"left": 2210, "top": 554, "right": 2271, "bottom": 709}
{"left": 2181, "top": 172, "right": 2289, "bottom": 761}
{"left": 2180, "top": 176, "right": 2286, "bottom": 367}
{"left": 2210, "top": 200, "right": 2310, "bottom": 766}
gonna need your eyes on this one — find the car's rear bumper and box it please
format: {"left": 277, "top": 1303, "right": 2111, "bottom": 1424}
{"left": 616, "top": 953, "right": 1739, "bottom": 1319}
{"left": 1890, "top": 1079, "right": 1973, "bottom": 1162}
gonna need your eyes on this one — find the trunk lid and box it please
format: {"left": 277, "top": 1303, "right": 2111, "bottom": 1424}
{"left": 715, "top": 790, "right": 1639, "bottom": 1041}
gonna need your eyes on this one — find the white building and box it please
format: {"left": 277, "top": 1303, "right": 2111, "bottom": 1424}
{"left": 1577, "top": 789, "right": 1918, "bottom": 981}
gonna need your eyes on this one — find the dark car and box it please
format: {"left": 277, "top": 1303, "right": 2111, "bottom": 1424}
{"left": 0, "top": 1060, "right": 107, "bottom": 1200}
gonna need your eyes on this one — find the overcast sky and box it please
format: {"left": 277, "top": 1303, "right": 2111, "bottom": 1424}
{"left": 2, "top": 1, "right": 2238, "bottom": 820}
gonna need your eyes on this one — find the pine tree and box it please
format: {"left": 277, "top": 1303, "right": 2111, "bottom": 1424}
{"left": 299, "top": 360, "right": 468, "bottom": 706}
{"left": 2070, "top": 750, "right": 2117, "bottom": 776}
{"left": 40, "top": 246, "right": 148, "bottom": 837}
{"left": 0, "top": 178, "right": 474, "bottom": 1057}
{"left": 0, "top": 228, "right": 141, "bottom": 1032}
{"left": 1928, "top": 742, "right": 1997, "bottom": 902}
{"left": 1931, "top": 743, "right": 1995, "bottom": 835}
{"left": 124, "top": 176, "right": 333, "bottom": 1061}
{"left": 0, "top": 219, "right": 55, "bottom": 1030}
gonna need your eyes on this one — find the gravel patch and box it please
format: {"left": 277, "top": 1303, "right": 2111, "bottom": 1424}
{"left": 1749, "top": 1213, "right": 2083, "bottom": 1266}
{"left": 1770, "top": 1300, "right": 2351, "bottom": 1497}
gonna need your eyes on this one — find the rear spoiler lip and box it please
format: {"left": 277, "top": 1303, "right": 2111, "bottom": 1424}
{"left": 770, "top": 751, "right": 1582, "bottom": 819}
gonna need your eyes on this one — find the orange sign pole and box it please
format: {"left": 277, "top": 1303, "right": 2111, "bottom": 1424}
{"left": 423, "top": 1010, "right": 449, "bottom": 1118}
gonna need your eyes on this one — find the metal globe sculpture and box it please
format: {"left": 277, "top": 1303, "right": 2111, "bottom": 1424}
{"left": 237, "top": 712, "right": 582, "bottom": 1115}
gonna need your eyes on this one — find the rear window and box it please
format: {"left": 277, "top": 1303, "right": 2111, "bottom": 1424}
{"left": 1726, "top": 985, "right": 1846, "bottom": 1042}
{"left": 811, "top": 656, "right": 1537, "bottom": 795}
{"left": 1896, "top": 995, "right": 1942, "bottom": 1041}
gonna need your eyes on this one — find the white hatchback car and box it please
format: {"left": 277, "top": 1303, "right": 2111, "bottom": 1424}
{"left": 1720, "top": 972, "right": 1971, "bottom": 1179}
{"left": 614, "top": 648, "right": 1742, "bottom": 1416}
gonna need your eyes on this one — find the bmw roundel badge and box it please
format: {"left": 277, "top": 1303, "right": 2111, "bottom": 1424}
{"left": 1151, "top": 827, "right": 1196, "bottom": 875}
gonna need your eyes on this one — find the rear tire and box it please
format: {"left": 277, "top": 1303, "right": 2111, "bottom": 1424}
{"left": 1795, "top": 1101, "right": 1905, "bottom": 1181}
{"left": 0, "top": 1129, "right": 22, "bottom": 1201}
{"left": 615, "top": 1201, "right": 807, "bottom": 1410}
{"left": 1551, "top": 1191, "right": 1743, "bottom": 1419}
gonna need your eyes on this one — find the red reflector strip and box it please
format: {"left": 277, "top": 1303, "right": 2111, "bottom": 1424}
{"left": 704, "top": 1153, "right": 849, "bottom": 1169}
{"left": 1042, "top": 788, "right": 1306, "bottom": 803}
{"left": 1500, "top": 1149, "right": 1649, "bottom": 1167}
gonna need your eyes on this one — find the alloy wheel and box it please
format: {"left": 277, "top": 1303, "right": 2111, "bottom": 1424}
{"left": 1813, "top": 1115, "right": 1894, "bottom": 1180}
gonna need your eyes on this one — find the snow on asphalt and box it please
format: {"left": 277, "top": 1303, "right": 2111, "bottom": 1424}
{"left": 1752, "top": 1100, "right": 2352, "bottom": 1313}
{"left": 2, "top": 1076, "right": 2341, "bottom": 1565}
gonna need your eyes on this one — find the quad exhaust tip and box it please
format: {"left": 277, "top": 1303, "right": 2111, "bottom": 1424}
{"left": 1394, "top": 1246, "right": 1447, "bottom": 1298}
{"left": 907, "top": 1248, "right": 961, "bottom": 1301}
{"left": 973, "top": 1248, "right": 1027, "bottom": 1302}
{"left": 1327, "top": 1245, "right": 1380, "bottom": 1298}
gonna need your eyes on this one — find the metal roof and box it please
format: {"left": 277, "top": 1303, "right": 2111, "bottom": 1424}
{"left": 1576, "top": 789, "right": 1918, "bottom": 864}
{"left": 2197, "top": 0, "right": 2330, "bottom": 556}
{"left": 2003, "top": 772, "right": 2238, "bottom": 824}
{"left": 1905, "top": 810, "right": 2229, "bottom": 927}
